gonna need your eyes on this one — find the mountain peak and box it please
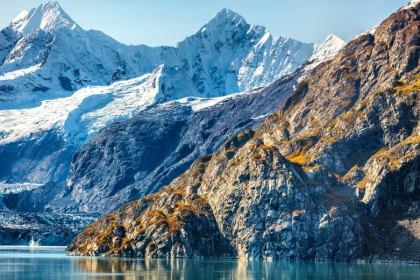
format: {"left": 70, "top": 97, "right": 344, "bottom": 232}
{"left": 206, "top": 8, "right": 247, "bottom": 28}
{"left": 324, "top": 33, "right": 341, "bottom": 41}
{"left": 399, "top": 0, "right": 420, "bottom": 11}
{"left": 215, "top": 8, "right": 241, "bottom": 18}
{"left": 10, "top": 0, "right": 78, "bottom": 35}
{"left": 312, "top": 33, "right": 346, "bottom": 60}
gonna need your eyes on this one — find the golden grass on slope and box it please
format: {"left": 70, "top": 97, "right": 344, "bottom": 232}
{"left": 286, "top": 152, "right": 315, "bottom": 165}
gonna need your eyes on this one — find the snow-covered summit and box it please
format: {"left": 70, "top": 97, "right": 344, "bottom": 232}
{"left": 312, "top": 34, "right": 346, "bottom": 60}
{"left": 399, "top": 0, "right": 420, "bottom": 11}
{"left": 296, "top": 33, "right": 346, "bottom": 82}
{"left": 207, "top": 8, "right": 247, "bottom": 27}
{"left": 193, "top": 8, "right": 250, "bottom": 45}
{"left": 10, "top": 0, "right": 79, "bottom": 35}
{"left": 1, "top": 4, "right": 333, "bottom": 103}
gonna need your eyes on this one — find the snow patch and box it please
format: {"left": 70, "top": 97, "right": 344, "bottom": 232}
{"left": 297, "top": 34, "right": 346, "bottom": 82}
{"left": 176, "top": 96, "right": 229, "bottom": 111}
{"left": 0, "top": 75, "right": 150, "bottom": 146}
{"left": 400, "top": 0, "right": 420, "bottom": 11}
{"left": 251, "top": 113, "right": 270, "bottom": 120}
{"left": 0, "top": 64, "right": 41, "bottom": 80}
{"left": 312, "top": 34, "right": 346, "bottom": 60}
{"left": 11, "top": 10, "right": 29, "bottom": 26}
{"left": 0, "top": 182, "right": 43, "bottom": 195}
{"left": 0, "top": 69, "right": 200, "bottom": 148}
{"left": 352, "top": 25, "right": 378, "bottom": 41}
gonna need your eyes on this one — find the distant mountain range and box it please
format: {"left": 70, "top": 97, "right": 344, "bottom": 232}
{"left": 0, "top": 1, "right": 345, "bottom": 245}
{"left": 0, "top": 1, "right": 345, "bottom": 187}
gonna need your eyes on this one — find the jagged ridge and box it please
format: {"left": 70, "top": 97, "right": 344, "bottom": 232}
{"left": 0, "top": 1, "right": 344, "bottom": 186}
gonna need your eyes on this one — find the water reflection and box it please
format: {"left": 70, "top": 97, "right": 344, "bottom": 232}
{"left": 76, "top": 258, "right": 238, "bottom": 280}
{"left": 74, "top": 257, "right": 420, "bottom": 280}
{"left": 1, "top": 247, "right": 420, "bottom": 279}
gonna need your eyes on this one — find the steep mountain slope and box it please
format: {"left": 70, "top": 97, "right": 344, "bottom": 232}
{"left": 60, "top": 71, "right": 298, "bottom": 215}
{"left": 0, "top": 1, "right": 344, "bottom": 185}
{"left": 68, "top": 1, "right": 420, "bottom": 261}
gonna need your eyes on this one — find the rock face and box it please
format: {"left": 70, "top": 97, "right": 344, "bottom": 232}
{"left": 0, "top": 210, "right": 96, "bottom": 246}
{"left": 0, "top": 129, "right": 72, "bottom": 183}
{"left": 68, "top": 2, "right": 420, "bottom": 261}
{"left": 0, "top": 182, "right": 98, "bottom": 245}
{"left": 68, "top": 129, "right": 363, "bottom": 260}
{"left": 68, "top": 155, "right": 236, "bottom": 258}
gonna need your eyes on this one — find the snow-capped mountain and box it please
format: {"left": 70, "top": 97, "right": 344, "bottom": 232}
{"left": 0, "top": 1, "right": 345, "bottom": 184}
{"left": 297, "top": 34, "right": 346, "bottom": 81}
{"left": 400, "top": 0, "right": 420, "bottom": 10}
{"left": 0, "top": 1, "right": 341, "bottom": 101}
{"left": 312, "top": 34, "right": 346, "bottom": 60}
{"left": 10, "top": 0, "right": 78, "bottom": 35}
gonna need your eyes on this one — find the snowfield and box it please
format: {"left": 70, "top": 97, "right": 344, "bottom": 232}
{"left": 0, "top": 183, "right": 43, "bottom": 195}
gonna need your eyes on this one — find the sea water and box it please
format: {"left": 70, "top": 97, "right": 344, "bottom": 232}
{"left": 1, "top": 246, "right": 420, "bottom": 279}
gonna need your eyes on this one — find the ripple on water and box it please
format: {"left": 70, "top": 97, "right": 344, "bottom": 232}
{"left": 1, "top": 247, "right": 420, "bottom": 280}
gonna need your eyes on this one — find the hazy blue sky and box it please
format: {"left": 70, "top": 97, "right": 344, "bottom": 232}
{"left": 0, "top": 0, "right": 411, "bottom": 46}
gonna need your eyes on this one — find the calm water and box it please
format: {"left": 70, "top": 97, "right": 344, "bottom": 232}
{"left": 0, "top": 247, "right": 420, "bottom": 279}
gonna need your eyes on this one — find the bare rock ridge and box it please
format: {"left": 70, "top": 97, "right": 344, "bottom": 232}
{"left": 68, "top": 2, "right": 420, "bottom": 261}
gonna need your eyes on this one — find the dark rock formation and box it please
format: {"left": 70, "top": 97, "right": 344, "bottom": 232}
{"left": 0, "top": 129, "right": 73, "bottom": 183}
{"left": 2, "top": 182, "right": 63, "bottom": 213}
{"left": 0, "top": 210, "right": 97, "bottom": 245}
{"left": 68, "top": 3, "right": 420, "bottom": 261}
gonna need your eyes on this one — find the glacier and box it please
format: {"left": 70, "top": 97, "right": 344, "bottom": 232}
{"left": 0, "top": 1, "right": 344, "bottom": 184}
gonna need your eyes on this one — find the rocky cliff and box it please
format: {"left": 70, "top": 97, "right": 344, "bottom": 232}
{"left": 68, "top": 2, "right": 420, "bottom": 261}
